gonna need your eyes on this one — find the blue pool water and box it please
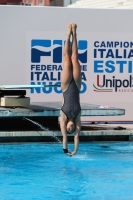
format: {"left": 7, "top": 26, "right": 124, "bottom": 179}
{"left": 0, "top": 142, "right": 133, "bottom": 200}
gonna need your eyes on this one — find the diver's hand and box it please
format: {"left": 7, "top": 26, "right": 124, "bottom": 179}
{"left": 67, "top": 151, "right": 76, "bottom": 156}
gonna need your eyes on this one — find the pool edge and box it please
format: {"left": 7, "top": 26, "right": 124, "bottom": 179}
{"left": 0, "top": 130, "right": 133, "bottom": 142}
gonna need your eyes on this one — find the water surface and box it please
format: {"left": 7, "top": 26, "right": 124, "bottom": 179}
{"left": 0, "top": 142, "right": 133, "bottom": 200}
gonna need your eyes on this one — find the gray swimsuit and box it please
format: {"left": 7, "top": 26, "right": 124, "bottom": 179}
{"left": 61, "top": 78, "right": 81, "bottom": 119}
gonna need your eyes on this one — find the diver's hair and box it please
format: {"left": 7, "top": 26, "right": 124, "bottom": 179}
{"left": 67, "top": 121, "right": 76, "bottom": 134}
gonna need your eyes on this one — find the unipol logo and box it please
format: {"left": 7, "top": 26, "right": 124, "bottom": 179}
{"left": 31, "top": 40, "right": 62, "bottom": 63}
{"left": 31, "top": 39, "right": 88, "bottom": 64}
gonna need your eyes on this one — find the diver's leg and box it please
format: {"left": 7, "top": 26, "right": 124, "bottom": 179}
{"left": 71, "top": 23, "right": 81, "bottom": 90}
{"left": 61, "top": 24, "right": 73, "bottom": 92}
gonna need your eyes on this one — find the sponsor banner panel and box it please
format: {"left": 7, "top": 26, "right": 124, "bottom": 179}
{"left": 89, "top": 33, "right": 133, "bottom": 103}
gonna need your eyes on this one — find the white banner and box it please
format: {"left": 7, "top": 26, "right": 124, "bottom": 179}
{"left": 1, "top": 6, "right": 133, "bottom": 120}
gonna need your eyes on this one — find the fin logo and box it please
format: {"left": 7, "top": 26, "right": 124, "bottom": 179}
{"left": 78, "top": 40, "right": 87, "bottom": 63}
{"left": 31, "top": 39, "right": 87, "bottom": 64}
{"left": 31, "top": 40, "right": 62, "bottom": 63}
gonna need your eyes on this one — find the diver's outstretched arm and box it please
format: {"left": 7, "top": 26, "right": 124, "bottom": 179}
{"left": 67, "top": 116, "right": 81, "bottom": 156}
{"left": 60, "top": 117, "right": 68, "bottom": 150}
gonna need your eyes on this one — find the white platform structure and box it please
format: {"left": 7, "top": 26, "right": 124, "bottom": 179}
{"left": 0, "top": 102, "right": 125, "bottom": 117}
{"left": 67, "top": 0, "right": 133, "bottom": 9}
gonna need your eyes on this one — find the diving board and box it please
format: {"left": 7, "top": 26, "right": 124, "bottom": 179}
{"left": 0, "top": 84, "right": 61, "bottom": 107}
{"left": 0, "top": 84, "right": 61, "bottom": 89}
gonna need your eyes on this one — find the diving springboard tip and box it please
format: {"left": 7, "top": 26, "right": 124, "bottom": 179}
{"left": 0, "top": 84, "right": 61, "bottom": 89}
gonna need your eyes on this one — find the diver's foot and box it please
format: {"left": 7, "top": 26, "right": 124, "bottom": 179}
{"left": 72, "top": 23, "right": 77, "bottom": 36}
{"left": 66, "top": 24, "right": 72, "bottom": 38}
